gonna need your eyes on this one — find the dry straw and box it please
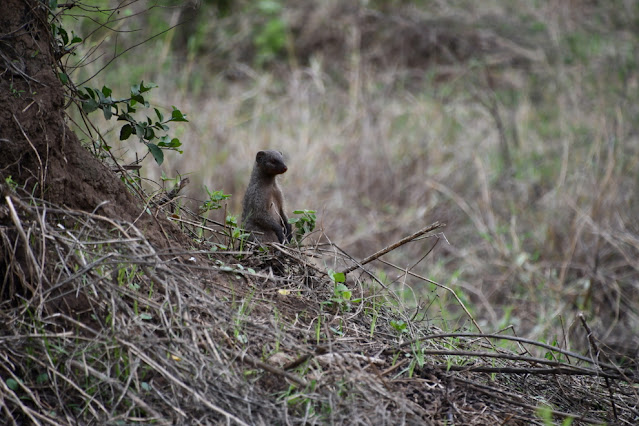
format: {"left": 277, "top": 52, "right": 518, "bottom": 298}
{"left": 1, "top": 186, "right": 637, "bottom": 424}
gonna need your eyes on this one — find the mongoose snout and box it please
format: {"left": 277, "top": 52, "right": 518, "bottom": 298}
{"left": 241, "top": 150, "right": 293, "bottom": 244}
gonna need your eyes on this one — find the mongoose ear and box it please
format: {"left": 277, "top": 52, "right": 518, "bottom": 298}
{"left": 256, "top": 151, "right": 265, "bottom": 162}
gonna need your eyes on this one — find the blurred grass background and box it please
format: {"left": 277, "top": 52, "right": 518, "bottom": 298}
{"left": 64, "top": 0, "right": 639, "bottom": 359}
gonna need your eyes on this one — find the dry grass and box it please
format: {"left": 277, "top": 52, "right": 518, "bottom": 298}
{"left": 52, "top": 0, "right": 639, "bottom": 414}
{"left": 1, "top": 187, "right": 638, "bottom": 424}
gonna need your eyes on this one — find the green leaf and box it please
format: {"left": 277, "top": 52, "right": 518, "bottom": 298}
{"left": 96, "top": 89, "right": 107, "bottom": 103}
{"left": 6, "top": 378, "right": 18, "bottom": 391}
{"left": 101, "top": 86, "right": 112, "bottom": 97}
{"left": 170, "top": 107, "right": 188, "bottom": 122}
{"left": 154, "top": 108, "right": 164, "bottom": 122}
{"left": 144, "top": 127, "right": 155, "bottom": 140}
{"left": 157, "top": 137, "right": 182, "bottom": 148}
{"left": 140, "top": 81, "right": 157, "bottom": 93}
{"left": 102, "top": 106, "right": 112, "bottom": 120}
{"left": 58, "top": 27, "right": 68, "bottom": 45}
{"left": 49, "top": 0, "right": 58, "bottom": 10}
{"left": 131, "top": 94, "right": 145, "bottom": 104}
{"left": 82, "top": 98, "right": 99, "bottom": 113}
{"left": 148, "top": 143, "right": 164, "bottom": 165}
{"left": 135, "top": 123, "right": 145, "bottom": 139}
{"left": 58, "top": 72, "right": 68, "bottom": 84}
{"left": 391, "top": 320, "right": 408, "bottom": 332}
{"left": 83, "top": 87, "right": 96, "bottom": 99}
{"left": 331, "top": 272, "right": 346, "bottom": 283}
{"left": 335, "top": 283, "right": 350, "bottom": 298}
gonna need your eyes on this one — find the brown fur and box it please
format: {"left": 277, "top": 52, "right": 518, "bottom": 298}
{"left": 241, "top": 150, "right": 292, "bottom": 243}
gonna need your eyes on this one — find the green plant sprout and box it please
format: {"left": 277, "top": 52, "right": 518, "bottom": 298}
{"left": 4, "top": 176, "right": 18, "bottom": 191}
{"left": 390, "top": 319, "right": 409, "bottom": 335}
{"left": 288, "top": 209, "right": 316, "bottom": 242}
{"left": 201, "top": 186, "right": 231, "bottom": 212}
{"left": 225, "top": 215, "right": 251, "bottom": 250}
{"left": 9, "top": 82, "right": 25, "bottom": 98}
{"left": 322, "top": 270, "right": 361, "bottom": 312}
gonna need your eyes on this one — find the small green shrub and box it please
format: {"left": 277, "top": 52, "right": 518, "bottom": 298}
{"left": 201, "top": 186, "right": 232, "bottom": 212}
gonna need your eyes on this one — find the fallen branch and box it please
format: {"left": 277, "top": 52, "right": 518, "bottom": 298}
{"left": 341, "top": 222, "right": 444, "bottom": 274}
{"left": 234, "top": 349, "right": 309, "bottom": 388}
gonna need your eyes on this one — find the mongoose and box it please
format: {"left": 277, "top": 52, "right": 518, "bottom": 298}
{"left": 241, "top": 150, "right": 292, "bottom": 244}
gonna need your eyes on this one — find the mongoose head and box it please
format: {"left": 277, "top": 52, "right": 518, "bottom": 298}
{"left": 256, "top": 150, "right": 288, "bottom": 175}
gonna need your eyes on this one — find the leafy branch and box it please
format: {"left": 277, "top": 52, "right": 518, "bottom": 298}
{"left": 77, "top": 81, "right": 188, "bottom": 165}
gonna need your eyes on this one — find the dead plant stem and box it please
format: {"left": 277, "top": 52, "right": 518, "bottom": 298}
{"left": 341, "top": 222, "right": 444, "bottom": 274}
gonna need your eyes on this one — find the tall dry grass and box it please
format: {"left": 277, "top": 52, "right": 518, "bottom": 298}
{"left": 68, "top": 0, "right": 639, "bottom": 357}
